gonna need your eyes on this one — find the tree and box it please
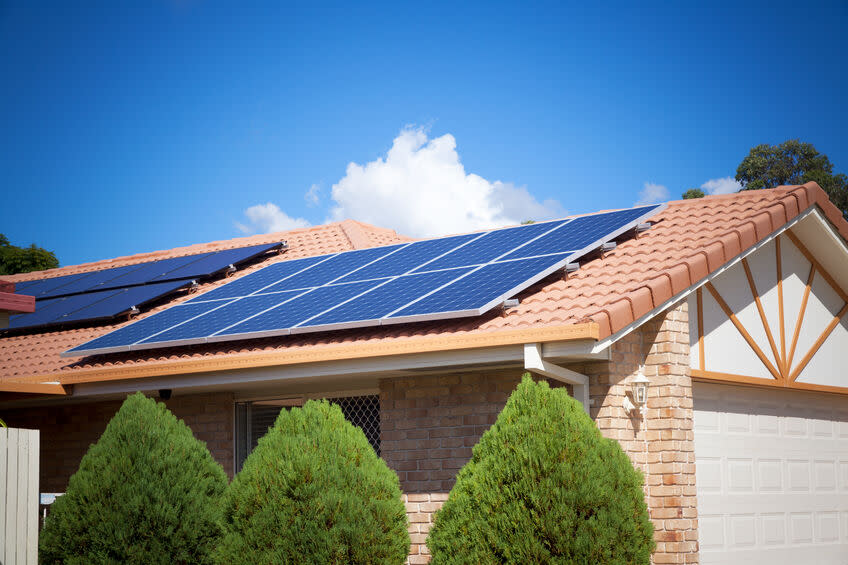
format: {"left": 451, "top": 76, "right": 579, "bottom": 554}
{"left": 736, "top": 139, "right": 848, "bottom": 217}
{"left": 682, "top": 188, "right": 705, "bottom": 199}
{"left": 215, "top": 399, "right": 409, "bottom": 564}
{"left": 40, "top": 392, "right": 228, "bottom": 565}
{"left": 428, "top": 376, "right": 654, "bottom": 564}
{"left": 0, "top": 233, "right": 59, "bottom": 275}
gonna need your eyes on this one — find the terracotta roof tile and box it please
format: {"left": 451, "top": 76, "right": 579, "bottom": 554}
{"left": 2, "top": 182, "right": 846, "bottom": 385}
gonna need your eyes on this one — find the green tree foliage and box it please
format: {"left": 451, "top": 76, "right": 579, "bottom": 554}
{"left": 736, "top": 139, "right": 848, "bottom": 217}
{"left": 0, "top": 233, "right": 59, "bottom": 275}
{"left": 428, "top": 376, "right": 654, "bottom": 565}
{"left": 40, "top": 392, "right": 228, "bottom": 565}
{"left": 682, "top": 188, "right": 706, "bottom": 199}
{"left": 215, "top": 399, "right": 409, "bottom": 565}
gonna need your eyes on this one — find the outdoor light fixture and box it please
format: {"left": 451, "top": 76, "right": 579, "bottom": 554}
{"left": 623, "top": 369, "right": 649, "bottom": 417}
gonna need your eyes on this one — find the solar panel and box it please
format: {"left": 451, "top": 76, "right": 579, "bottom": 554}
{"left": 10, "top": 280, "right": 192, "bottom": 330}
{"left": 65, "top": 204, "right": 664, "bottom": 356}
{"left": 186, "top": 255, "right": 328, "bottom": 303}
{"left": 413, "top": 220, "right": 568, "bottom": 272}
{"left": 390, "top": 254, "right": 569, "bottom": 320}
{"left": 259, "top": 245, "right": 406, "bottom": 293}
{"left": 20, "top": 243, "right": 282, "bottom": 300}
{"left": 304, "top": 267, "right": 475, "bottom": 329}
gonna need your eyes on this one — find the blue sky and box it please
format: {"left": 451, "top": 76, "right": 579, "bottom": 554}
{"left": 1, "top": 1, "right": 846, "bottom": 266}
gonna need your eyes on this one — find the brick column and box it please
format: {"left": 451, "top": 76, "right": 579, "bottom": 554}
{"left": 589, "top": 301, "right": 699, "bottom": 564}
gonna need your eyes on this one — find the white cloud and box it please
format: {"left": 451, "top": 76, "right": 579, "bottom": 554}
{"left": 328, "top": 127, "right": 564, "bottom": 237}
{"left": 701, "top": 176, "right": 742, "bottom": 195}
{"left": 236, "top": 203, "right": 311, "bottom": 234}
{"left": 305, "top": 183, "right": 321, "bottom": 206}
{"left": 635, "top": 182, "right": 669, "bottom": 206}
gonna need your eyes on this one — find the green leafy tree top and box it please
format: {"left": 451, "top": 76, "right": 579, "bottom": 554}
{"left": 215, "top": 399, "right": 409, "bottom": 565}
{"left": 736, "top": 139, "right": 848, "bottom": 217}
{"left": 682, "top": 188, "right": 706, "bottom": 199}
{"left": 0, "top": 233, "right": 59, "bottom": 275}
{"left": 428, "top": 375, "right": 654, "bottom": 564}
{"left": 39, "top": 392, "right": 228, "bottom": 565}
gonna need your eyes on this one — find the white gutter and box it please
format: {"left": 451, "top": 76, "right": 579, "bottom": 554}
{"left": 523, "top": 343, "right": 591, "bottom": 413}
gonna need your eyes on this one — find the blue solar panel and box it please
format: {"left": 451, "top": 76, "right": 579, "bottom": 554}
{"left": 97, "top": 254, "right": 215, "bottom": 290}
{"left": 143, "top": 291, "right": 304, "bottom": 344}
{"left": 187, "top": 255, "right": 329, "bottom": 303}
{"left": 10, "top": 280, "right": 192, "bottom": 330}
{"left": 218, "top": 280, "right": 384, "bottom": 337}
{"left": 65, "top": 203, "right": 666, "bottom": 356}
{"left": 67, "top": 301, "right": 228, "bottom": 353}
{"left": 58, "top": 280, "right": 193, "bottom": 324}
{"left": 261, "top": 245, "right": 406, "bottom": 292}
{"left": 49, "top": 264, "right": 148, "bottom": 295}
{"left": 391, "top": 254, "right": 570, "bottom": 318}
{"left": 16, "top": 243, "right": 283, "bottom": 301}
{"left": 304, "top": 267, "right": 475, "bottom": 328}
{"left": 413, "top": 220, "right": 567, "bottom": 272}
{"left": 20, "top": 273, "right": 93, "bottom": 299}
{"left": 502, "top": 206, "right": 660, "bottom": 260}
{"left": 149, "top": 243, "right": 280, "bottom": 282}
{"left": 11, "top": 291, "right": 120, "bottom": 329}
{"left": 335, "top": 234, "right": 481, "bottom": 283}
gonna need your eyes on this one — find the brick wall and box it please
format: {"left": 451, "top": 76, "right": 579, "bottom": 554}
{"left": 586, "top": 300, "right": 699, "bottom": 564}
{"left": 381, "top": 301, "right": 698, "bottom": 564}
{"left": 3, "top": 391, "right": 235, "bottom": 492}
{"left": 380, "top": 370, "right": 566, "bottom": 562}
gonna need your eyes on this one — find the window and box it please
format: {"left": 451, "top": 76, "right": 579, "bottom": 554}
{"left": 234, "top": 393, "right": 381, "bottom": 472}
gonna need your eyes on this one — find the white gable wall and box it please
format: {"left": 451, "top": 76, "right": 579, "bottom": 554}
{"left": 688, "top": 209, "right": 848, "bottom": 393}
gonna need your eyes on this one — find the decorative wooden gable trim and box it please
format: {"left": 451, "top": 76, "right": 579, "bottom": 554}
{"left": 690, "top": 229, "right": 848, "bottom": 395}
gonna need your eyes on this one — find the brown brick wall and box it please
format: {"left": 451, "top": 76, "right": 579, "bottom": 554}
{"left": 381, "top": 301, "right": 698, "bottom": 563}
{"left": 380, "top": 370, "right": 566, "bottom": 562}
{"left": 3, "top": 391, "right": 235, "bottom": 492}
{"left": 586, "top": 300, "right": 699, "bottom": 564}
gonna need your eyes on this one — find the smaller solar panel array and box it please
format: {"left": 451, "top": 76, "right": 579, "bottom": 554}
{"left": 67, "top": 204, "right": 663, "bottom": 357}
{"left": 9, "top": 242, "right": 282, "bottom": 331}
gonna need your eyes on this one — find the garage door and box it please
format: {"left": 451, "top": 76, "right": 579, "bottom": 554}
{"left": 694, "top": 382, "right": 848, "bottom": 564}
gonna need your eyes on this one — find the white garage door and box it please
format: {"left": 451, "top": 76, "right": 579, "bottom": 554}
{"left": 694, "top": 382, "right": 848, "bottom": 564}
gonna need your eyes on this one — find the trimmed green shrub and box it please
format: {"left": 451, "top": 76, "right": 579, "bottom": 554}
{"left": 428, "top": 375, "right": 654, "bottom": 564}
{"left": 215, "top": 399, "right": 409, "bottom": 564}
{"left": 39, "top": 392, "right": 228, "bottom": 565}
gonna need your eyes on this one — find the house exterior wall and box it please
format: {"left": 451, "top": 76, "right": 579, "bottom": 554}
{"left": 5, "top": 303, "right": 697, "bottom": 564}
{"left": 380, "top": 300, "right": 698, "bottom": 564}
{"left": 379, "top": 370, "right": 529, "bottom": 563}
{"left": 586, "top": 300, "right": 699, "bottom": 564}
{"left": 2, "top": 392, "right": 234, "bottom": 492}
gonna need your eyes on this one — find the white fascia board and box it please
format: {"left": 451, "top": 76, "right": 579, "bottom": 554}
{"left": 590, "top": 207, "right": 819, "bottom": 354}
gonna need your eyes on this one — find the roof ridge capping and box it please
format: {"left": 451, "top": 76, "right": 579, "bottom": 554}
{"left": 587, "top": 181, "right": 847, "bottom": 338}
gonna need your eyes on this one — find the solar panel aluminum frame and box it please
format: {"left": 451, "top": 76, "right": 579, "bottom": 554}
{"left": 64, "top": 204, "right": 664, "bottom": 357}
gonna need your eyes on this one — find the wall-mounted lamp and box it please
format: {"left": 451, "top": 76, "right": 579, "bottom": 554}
{"left": 623, "top": 369, "right": 649, "bottom": 417}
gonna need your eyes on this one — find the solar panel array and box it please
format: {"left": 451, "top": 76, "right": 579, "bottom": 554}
{"left": 9, "top": 242, "right": 282, "bottom": 331}
{"left": 66, "top": 204, "right": 663, "bottom": 357}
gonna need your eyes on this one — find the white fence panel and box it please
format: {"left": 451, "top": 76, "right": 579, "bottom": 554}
{"left": 0, "top": 428, "right": 39, "bottom": 565}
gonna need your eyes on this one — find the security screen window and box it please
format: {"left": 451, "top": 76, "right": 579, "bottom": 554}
{"left": 234, "top": 394, "right": 381, "bottom": 472}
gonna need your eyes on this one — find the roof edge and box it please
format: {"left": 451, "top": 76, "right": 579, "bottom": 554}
{"left": 16, "top": 322, "right": 599, "bottom": 386}
{"left": 587, "top": 182, "right": 847, "bottom": 338}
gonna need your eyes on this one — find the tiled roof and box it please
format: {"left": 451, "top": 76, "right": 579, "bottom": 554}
{"left": 1, "top": 182, "right": 845, "bottom": 385}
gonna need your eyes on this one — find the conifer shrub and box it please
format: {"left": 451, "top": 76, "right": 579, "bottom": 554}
{"left": 428, "top": 375, "right": 654, "bottom": 564}
{"left": 214, "top": 399, "right": 409, "bottom": 565}
{"left": 39, "top": 392, "right": 228, "bottom": 565}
